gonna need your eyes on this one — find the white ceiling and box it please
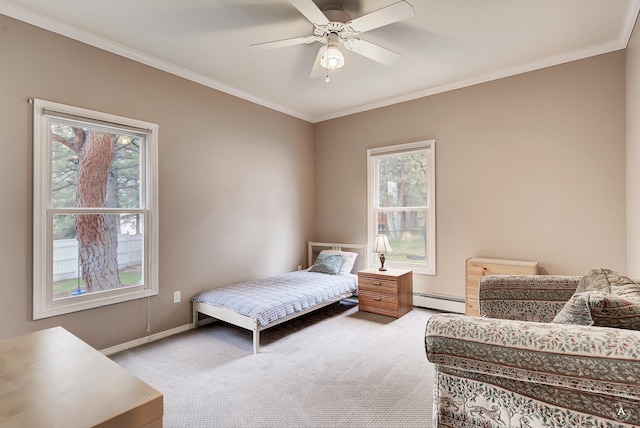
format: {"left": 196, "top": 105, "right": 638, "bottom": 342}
{"left": 1, "top": 0, "right": 639, "bottom": 123}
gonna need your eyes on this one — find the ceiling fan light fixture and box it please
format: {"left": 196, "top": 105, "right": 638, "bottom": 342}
{"left": 320, "top": 33, "right": 344, "bottom": 70}
{"left": 320, "top": 44, "right": 344, "bottom": 69}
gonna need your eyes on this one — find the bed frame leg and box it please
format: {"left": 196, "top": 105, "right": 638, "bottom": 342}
{"left": 192, "top": 305, "right": 199, "bottom": 329}
{"left": 253, "top": 326, "right": 260, "bottom": 354}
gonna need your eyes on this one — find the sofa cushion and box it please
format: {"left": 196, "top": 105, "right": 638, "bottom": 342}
{"left": 553, "top": 268, "right": 640, "bottom": 330}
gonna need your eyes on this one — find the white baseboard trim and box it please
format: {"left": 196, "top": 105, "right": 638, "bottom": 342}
{"left": 101, "top": 294, "right": 463, "bottom": 356}
{"left": 413, "top": 293, "right": 465, "bottom": 314}
{"left": 101, "top": 323, "right": 192, "bottom": 356}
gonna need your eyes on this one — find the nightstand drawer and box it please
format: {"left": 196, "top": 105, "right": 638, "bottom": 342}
{"left": 359, "top": 290, "right": 398, "bottom": 306}
{"left": 358, "top": 276, "right": 398, "bottom": 294}
{"left": 359, "top": 291, "right": 399, "bottom": 316}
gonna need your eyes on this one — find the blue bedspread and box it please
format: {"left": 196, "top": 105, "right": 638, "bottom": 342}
{"left": 192, "top": 271, "right": 357, "bottom": 328}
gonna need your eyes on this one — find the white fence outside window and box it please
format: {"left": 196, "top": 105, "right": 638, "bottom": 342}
{"left": 53, "top": 234, "right": 143, "bottom": 282}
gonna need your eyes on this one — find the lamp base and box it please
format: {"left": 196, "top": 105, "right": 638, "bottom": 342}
{"left": 378, "top": 253, "right": 387, "bottom": 271}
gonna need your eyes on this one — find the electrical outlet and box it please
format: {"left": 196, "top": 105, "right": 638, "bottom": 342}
{"left": 173, "top": 291, "right": 181, "bottom": 303}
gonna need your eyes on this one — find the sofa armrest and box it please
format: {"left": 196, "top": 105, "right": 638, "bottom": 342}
{"left": 425, "top": 313, "right": 640, "bottom": 401}
{"left": 479, "top": 274, "right": 580, "bottom": 322}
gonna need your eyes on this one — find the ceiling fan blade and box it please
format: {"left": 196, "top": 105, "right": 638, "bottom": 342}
{"left": 344, "top": 38, "right": 401, "bottom": 66}
{"left": 289, "top": 0, "right": 330, "bottom": 25}
{"left": 250, "top": 36, "right": 316, "bottom": 51}
{"left": 309, "top": 47, "right": 326, "bottom": 79}
{"left": 347, "top": 1, "right": 414, "bottom": 33}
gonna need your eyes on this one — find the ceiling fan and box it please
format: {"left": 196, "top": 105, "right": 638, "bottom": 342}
{"left": 250, "top": 0, "right": 415, "bottom": 81}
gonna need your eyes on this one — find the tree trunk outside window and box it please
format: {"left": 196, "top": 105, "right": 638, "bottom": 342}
{"left": 74, "top": 129, "right": 122, "bottom": 292}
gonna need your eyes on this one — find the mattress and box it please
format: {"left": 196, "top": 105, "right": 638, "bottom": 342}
{"left": 192, "top": 270, "right": 357, "bottom": 328}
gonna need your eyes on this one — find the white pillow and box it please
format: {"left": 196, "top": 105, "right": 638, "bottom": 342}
{"left": 318, "top": 249, "right": 358, "bottom": 275}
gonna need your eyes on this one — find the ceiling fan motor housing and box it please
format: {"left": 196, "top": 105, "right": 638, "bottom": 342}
{"left": 323, "top": 4, "right": 351, "bottom": 23}
{"left": 313, "top": 4, "right": 357, "bottom": 40}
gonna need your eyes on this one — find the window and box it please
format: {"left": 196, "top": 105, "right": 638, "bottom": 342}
{"left": 32, "top": 99, "right": 159, "bottom": 319}
{"left": 367, "top": 140, "right": 436, "bottom": 275}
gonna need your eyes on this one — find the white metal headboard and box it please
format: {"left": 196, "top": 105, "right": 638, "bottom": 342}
{"left": 307, "top": 241, "right": 368, "bottom": 273}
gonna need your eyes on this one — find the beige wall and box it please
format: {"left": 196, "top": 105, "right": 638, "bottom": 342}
{"left": 628, "top": 19, "right": 640, "bottom": 277}
{"left": 0, "top": 15, "right": 315, "bottom": 349}
{"left": 0, "top": 12, "right": 633, "bottom": 348}
{"left": 314, "top": 52, "right": 627, "bottom": 300}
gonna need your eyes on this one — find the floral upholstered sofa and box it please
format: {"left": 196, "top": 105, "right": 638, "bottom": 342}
{"left": 425, "top": 270, "right": 640, "bottom": 428}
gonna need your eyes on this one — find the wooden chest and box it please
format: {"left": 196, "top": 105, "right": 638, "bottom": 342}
{"left": 465, "top": 257, "right": 538, "bottom": 316}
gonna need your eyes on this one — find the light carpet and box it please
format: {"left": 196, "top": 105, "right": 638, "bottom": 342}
{"left": 111, "top": 301, "right": 438, "bottom": 428}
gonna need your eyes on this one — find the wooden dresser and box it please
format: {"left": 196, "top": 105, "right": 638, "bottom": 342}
{"left": 0, "top": 327, "right": 163, "bottom": 427}
{"left": 465, "top": 257, "right": 539, "bottom": 316}
{"left": 358, "top": 267, "right": 413, "bottom": 318}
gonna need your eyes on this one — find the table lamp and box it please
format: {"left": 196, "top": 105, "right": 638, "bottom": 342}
{"left": 373, "top": 234, "right": 392, "bottom": 271}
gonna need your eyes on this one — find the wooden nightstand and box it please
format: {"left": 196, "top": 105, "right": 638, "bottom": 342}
{"left": 358, "top": 267, "right": 413, "bottom": 318}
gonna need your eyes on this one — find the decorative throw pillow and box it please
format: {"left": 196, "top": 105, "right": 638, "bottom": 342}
{"left": 553, "top": 268, "right": 640, "bottom": 330}
{"left": 309, "top": 254, "right": 345, "bottom": 275}
{"left": 552, "top": 292, "right": 595, "bottom": 326}
{"left": 318, "top": 250, "right": 358, "bottom": 275}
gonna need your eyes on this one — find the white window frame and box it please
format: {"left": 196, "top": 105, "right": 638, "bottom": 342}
{"left": 367, "top": 140, "right": 436, "bottom": 275}
{"left": 32, "top": 99, "right": 159, "bottom": 319}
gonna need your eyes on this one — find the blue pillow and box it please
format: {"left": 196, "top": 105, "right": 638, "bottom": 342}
{"left": 309, "top": 254, "right": 345, "bottom": 275}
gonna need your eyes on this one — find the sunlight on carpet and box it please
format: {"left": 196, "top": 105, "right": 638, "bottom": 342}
{"left": 111, "top": 302, "right": 437, "bottom": 428}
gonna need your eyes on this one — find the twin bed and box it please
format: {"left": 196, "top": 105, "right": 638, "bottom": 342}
{"left": 192, "top": 242, "right": 366, "bottom": 353}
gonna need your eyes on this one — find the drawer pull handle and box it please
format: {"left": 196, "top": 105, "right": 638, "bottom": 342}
{"left": 372, "top": 281, "right": 381, "bottom": 286}
{"left": 373, "top": 297, "right": 382, "bottom": 301}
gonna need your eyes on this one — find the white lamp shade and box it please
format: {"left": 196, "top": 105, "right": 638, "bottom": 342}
{"left": 373, "top": 235, "right": 392, "bottom": 253}
{"left": 320, "top": 44, "right": 345, "bottom": 69}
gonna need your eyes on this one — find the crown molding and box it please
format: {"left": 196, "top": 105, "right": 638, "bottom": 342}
{"left": 312, "top": 0, "right": 640, "bottom": 122}
{"left": 2, "top": 0, "right": 638, "bottom": 124}
{"left": 0, "top": 1, "right": 313, "bottom": 122}
{"left": 313, "top": 39, "right": 630, "bottom": 122}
